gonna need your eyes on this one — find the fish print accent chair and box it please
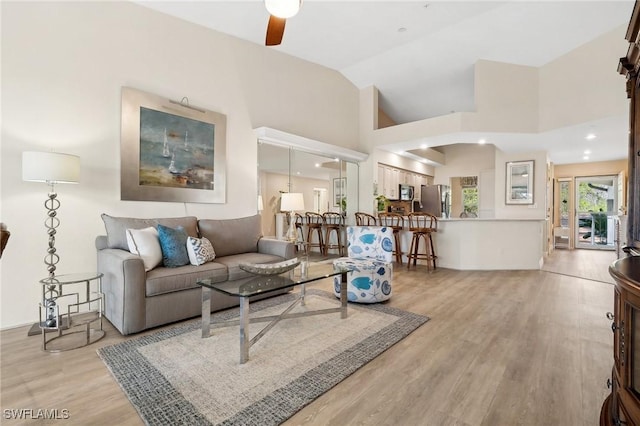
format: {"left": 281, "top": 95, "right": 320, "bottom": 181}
{"left": 332, "top": 226, "right": 393, "bottom": 303}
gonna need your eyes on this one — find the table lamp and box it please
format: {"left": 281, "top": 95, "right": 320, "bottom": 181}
{"left": 280, "top": 192, "right": 304, "bottom": 243}
{"left": 23, "top": 151, "right": 80, "bottom": 329}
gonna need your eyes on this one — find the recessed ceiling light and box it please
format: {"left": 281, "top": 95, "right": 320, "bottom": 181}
{"left": 315, "top": 163, "right": 320, "bottom": 168}
{"left": 420, "top": 144, "right": 427, "bottom": 149}
{"left": 584, "top": 150, "right": 591, "bottom": 155}
{"left": 583, "top": 155, "right": 590, "bottom": 160}
{"left": 397, "top": 151, "right": 405, "bottom": 155}
{"left": 478, "top": 139, "right": 486, "bottom": 145}
{"left": 334, "top": 158, "right": 339, "bottom": 162}
{"left": 586, "top": 133, "right": 596, "bottom": 140}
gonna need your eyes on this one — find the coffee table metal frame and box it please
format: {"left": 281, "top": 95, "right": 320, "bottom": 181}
{"left": 198, "top": 267, "right": 348, "bottom": 364}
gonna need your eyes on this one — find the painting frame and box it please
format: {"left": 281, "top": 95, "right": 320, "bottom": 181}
{"left": 333, "top": 177, "right": 346, "bottom": 207}
{"left": 120, "top": 87, "right": 227, "bottom": 203}
{"left": 505, "top": 160, "right": 534, "bottom": 205}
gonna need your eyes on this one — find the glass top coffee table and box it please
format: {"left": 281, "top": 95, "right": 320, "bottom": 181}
{"left": 197, "top": 266, "right": 348, "bottom": 364}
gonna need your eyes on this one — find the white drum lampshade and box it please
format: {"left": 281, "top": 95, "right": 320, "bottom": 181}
{"left": 281, "top": 192, "right": 304, "bottom": 212}
{"left": 22, "top": 151, "right": 80, "bottom": 184}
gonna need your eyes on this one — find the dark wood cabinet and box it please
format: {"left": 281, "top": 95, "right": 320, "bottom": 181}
{"left": 603, "top": 257, "right": 640, "bottom": 425}
{"left": 601, "top": 2, "right": 640, "bottom": 424}
{"left": 619, "top": 1, "right": 640, "bottom": 253}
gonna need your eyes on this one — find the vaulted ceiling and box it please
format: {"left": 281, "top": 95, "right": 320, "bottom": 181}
{"left": 136, "top": 1, "right": 635, "bottom": 164}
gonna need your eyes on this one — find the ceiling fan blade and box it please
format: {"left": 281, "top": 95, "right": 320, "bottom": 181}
{"left": 266, "top": 15, "right": 286, "bottom": 46}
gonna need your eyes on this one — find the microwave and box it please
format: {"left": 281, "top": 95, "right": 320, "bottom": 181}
{"left": 399, "top": 184, "right": 414, "bottom": 201}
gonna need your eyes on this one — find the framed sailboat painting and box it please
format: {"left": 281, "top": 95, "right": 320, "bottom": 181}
{"left": 120, "top": 87, "right": 227, "bottom": 203}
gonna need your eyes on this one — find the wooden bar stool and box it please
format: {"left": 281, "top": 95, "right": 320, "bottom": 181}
{"left": 406, "top": 212, "right": 438, "bottom": 271}
{"left": 355, "top": 212, "right": 377, "bottom": 226}
{"left": 378, "top": 212, "right": 404, "bottom": 264}
{"left": 322, "top": 212, "right": 345, "bottom": 256}
{"left": 305, "top": 212, "right": 325, "bottom": 255}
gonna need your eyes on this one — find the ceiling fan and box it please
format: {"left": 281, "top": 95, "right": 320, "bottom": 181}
{"left": 265, "top": 0, "right": 302, "bottom": 46}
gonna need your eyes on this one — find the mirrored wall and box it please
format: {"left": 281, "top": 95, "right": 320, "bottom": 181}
{"left": 258, "top": 141, "right": 359, "bottom": 238}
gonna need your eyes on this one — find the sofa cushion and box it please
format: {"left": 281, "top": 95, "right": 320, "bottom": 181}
{"left": 145, "top": 261, "right": 228, "bottom": 297}
{"left": 101, "top": 214, "right": 198, "bottom": 250}
{"left": 157, "top": 225, "right": 190, "bottom": 268}
{"left": 198, "top": 215, "right": 262, "bottom": 258}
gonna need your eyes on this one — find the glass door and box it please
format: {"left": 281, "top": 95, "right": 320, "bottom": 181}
{"left": 575, "top": 175, "right": 617, "bottom": 249}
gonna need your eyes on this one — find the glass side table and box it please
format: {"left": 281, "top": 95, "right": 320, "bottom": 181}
{"left": 37, "top": 272, "right": 105, "bottom": 352}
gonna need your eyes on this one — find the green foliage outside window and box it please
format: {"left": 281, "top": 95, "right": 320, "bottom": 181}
{"left": 578, "top": 182, "right": 608, "bottom": 212}
{"left": 462, "top": 187, "right": 478, "bottom": 215}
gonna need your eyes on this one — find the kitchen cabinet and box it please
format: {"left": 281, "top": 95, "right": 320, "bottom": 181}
{"left": 601, "top": 6, "right": 640, "bottom": 423}
{"left": 377, "top": 163, "right": 429, "bottom": 200}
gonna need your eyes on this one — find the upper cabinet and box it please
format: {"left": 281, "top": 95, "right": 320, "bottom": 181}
{"left": 377, "top": 163, "right": 429, "bottom": 200}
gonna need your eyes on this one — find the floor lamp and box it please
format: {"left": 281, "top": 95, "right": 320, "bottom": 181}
{"left": 23, "top": 151, "right": 80, "bottom": 331}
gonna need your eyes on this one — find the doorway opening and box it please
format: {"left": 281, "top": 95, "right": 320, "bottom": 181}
{"left": 313, "top": 188, "right": 328, "bottom": 213}
{"left": 575, "top": 175, "right": 617, "bottom": 250}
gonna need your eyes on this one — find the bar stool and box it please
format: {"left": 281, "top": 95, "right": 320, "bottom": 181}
{"left": 406, "top": 212, "right": 438, "bottom": 271}
{"left": 355, "top": 212, "right": 377, "bottom": 226}
{"left": 322, "top": 212, "right": 345, "bottom": 256}
{"left": 378, "top": 212, "right": 404, "bottom": 264}
{"left": 305, "top": 212, "right": 325, "bottom": 255}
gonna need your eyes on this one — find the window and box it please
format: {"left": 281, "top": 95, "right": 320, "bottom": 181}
{"left": 462, "top": 187, "right": 478, "bottom": 216}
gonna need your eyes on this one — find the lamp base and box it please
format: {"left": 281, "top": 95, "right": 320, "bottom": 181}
{"left": 285, "top": 211, "right": 298, "bottom": 242}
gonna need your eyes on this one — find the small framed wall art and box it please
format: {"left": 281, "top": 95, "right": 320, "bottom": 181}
{"left": 505, "top": 160, "right": 534, "bottom": 205}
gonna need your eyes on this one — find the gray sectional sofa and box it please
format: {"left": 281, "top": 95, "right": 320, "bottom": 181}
{"left": 96, "top": 214, "right": 295, "bottom": 335}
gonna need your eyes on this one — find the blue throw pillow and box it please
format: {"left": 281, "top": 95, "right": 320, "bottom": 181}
{"left": 157, "top": 224, "right": 189, "bottom": 268}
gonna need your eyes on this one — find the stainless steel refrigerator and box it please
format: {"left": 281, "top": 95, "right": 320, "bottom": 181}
{"left": 416, "top": 185, "right": 450, "bottom": 218}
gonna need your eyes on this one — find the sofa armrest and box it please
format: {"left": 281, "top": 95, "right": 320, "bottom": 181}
{"left": 95, "top": 235, "right": 109, "bottom": 250}
{"left": 258, "top": 238, "right": 296, "bottom": 260}
{"left": 97, "top": 247, "right": 147, "bottom": 335}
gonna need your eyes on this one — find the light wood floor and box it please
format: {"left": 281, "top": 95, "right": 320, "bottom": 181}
{"left": 0, "top": 250, "right": 615, "bottom": 425}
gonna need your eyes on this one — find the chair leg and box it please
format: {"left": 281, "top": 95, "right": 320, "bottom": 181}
{"left": 307, "top": 226, "right": 324, "bottom": 255}
{"left": 318, "top": 228, "right": 325, "bottom": 255}
{"left": 428, "top": 233, "right": 437, "bottom": 270}
{"left": 324, "top": 227, "right": 345, "bottom": 256}
{"left": 324, "top": 228, "right": 333, "bottom": 256}
{"left": 393, "top": 231, "right": 402, "bottom": 264}
{"left": 407, "top": 234, "right": 416, "bottom": 269}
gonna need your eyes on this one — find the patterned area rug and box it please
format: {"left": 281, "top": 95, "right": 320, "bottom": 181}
{"left": 98, "top": 289, "right": 429, "bottom": 426}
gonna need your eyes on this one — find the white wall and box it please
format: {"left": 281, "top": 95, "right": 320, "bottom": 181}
{"left": 539, "top": 25, "right": 628, "bottom": 131}
{"left": 433, "top": 143, "right": 496, "bottom": 185}
{"left": 0, "top": 2, "right": 359, "bottom": 328}
{"left": 494, "top": 149, "right": 548, "bottom": 219}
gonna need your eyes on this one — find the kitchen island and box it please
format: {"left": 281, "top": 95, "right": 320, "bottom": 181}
{"left": 396, "top": 217, "right": 546, "bottom": 270}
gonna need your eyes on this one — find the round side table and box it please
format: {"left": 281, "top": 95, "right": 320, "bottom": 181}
{"left": 37, "top": 272, "right": 105, "bottom": 352}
